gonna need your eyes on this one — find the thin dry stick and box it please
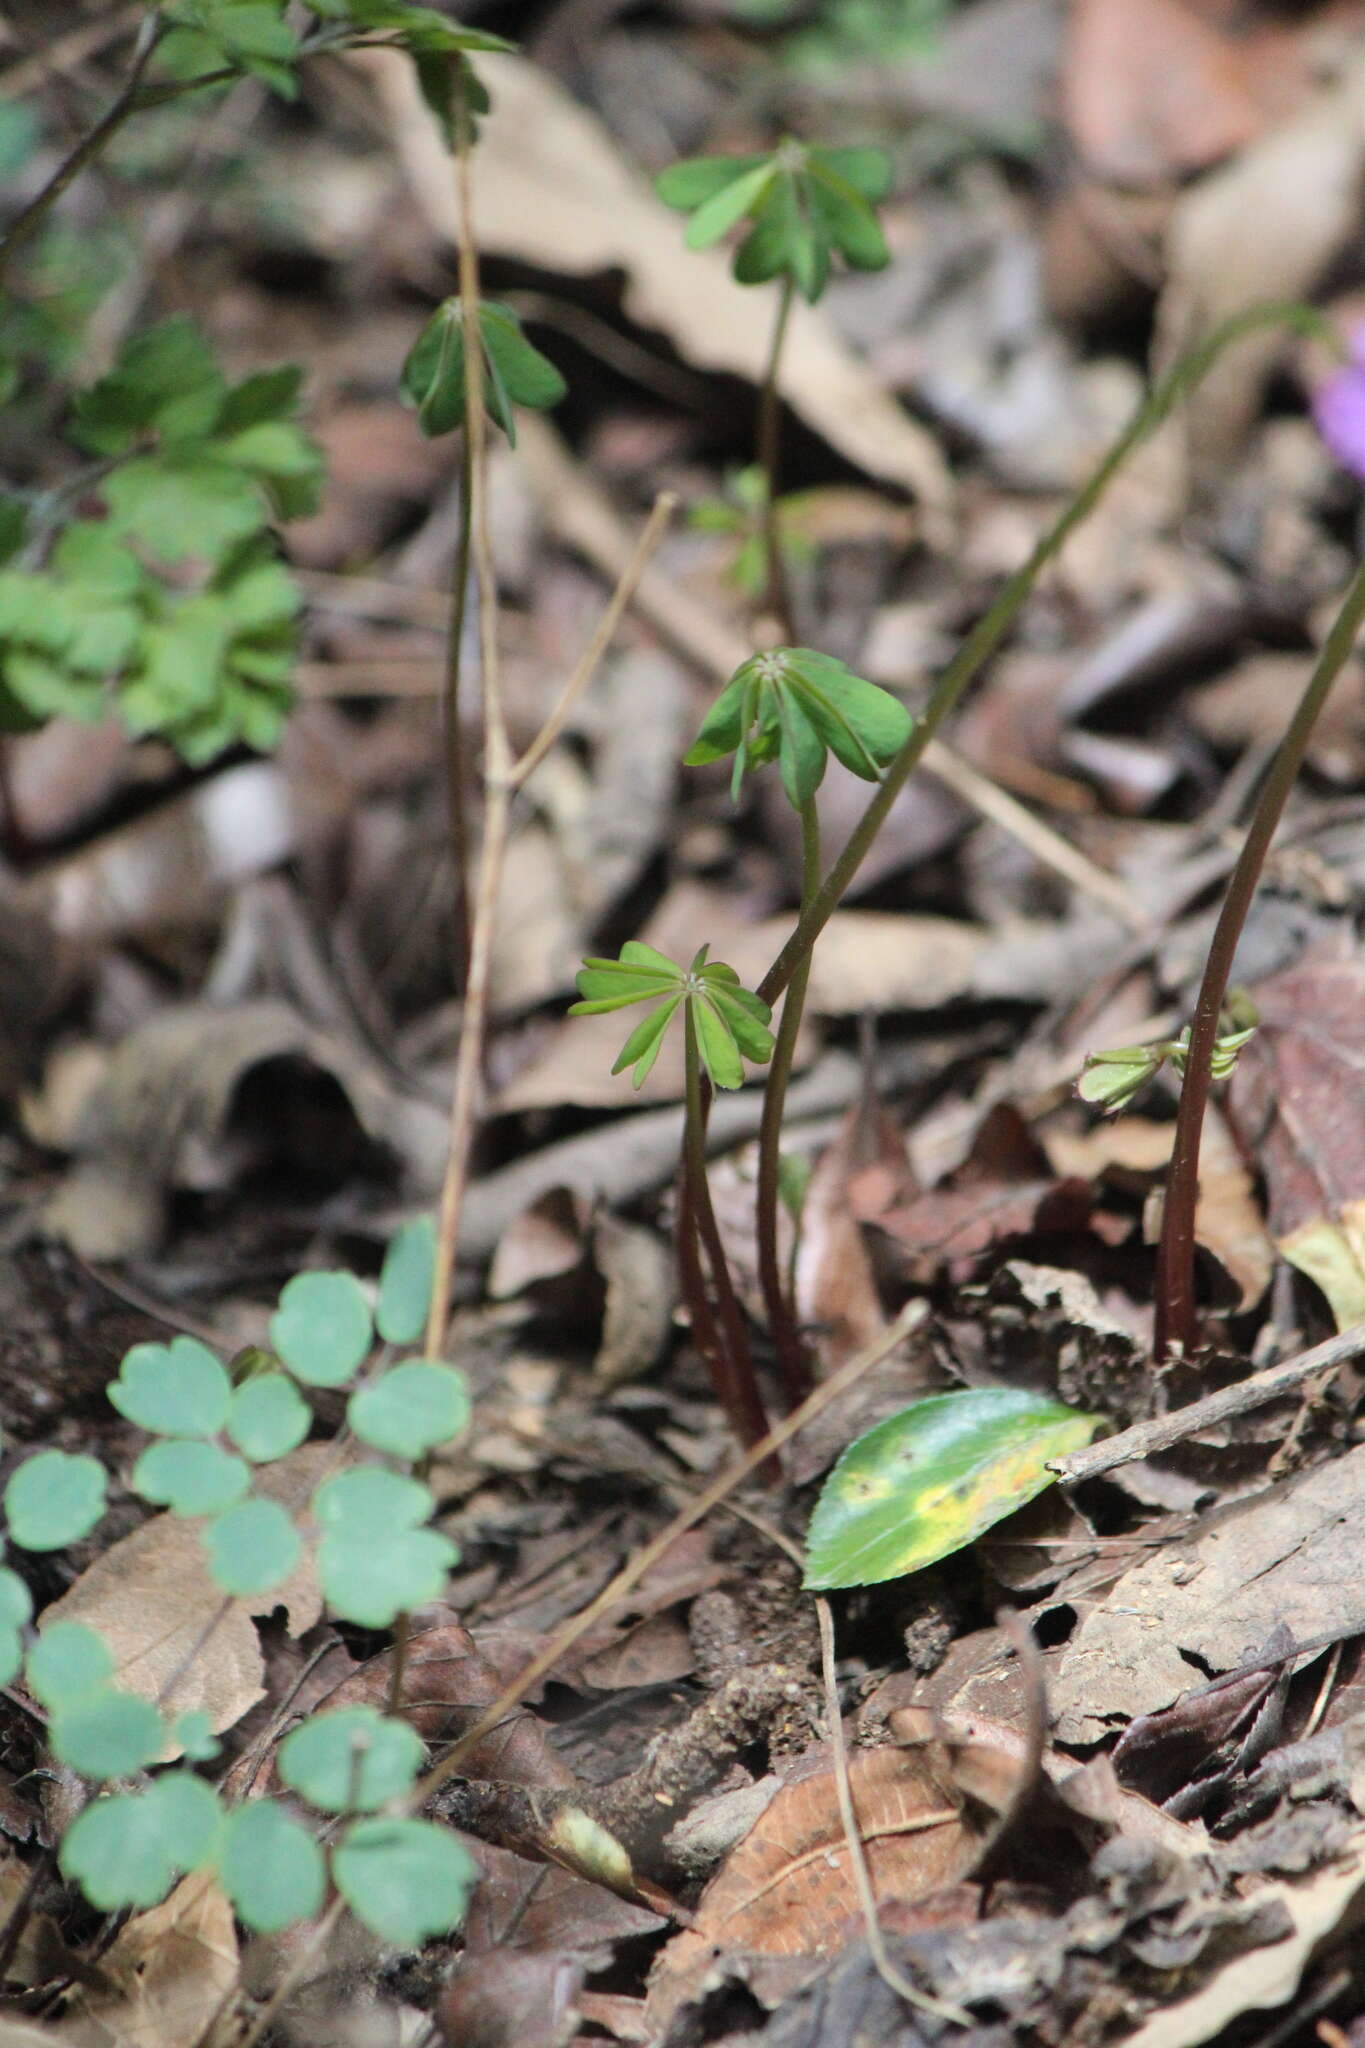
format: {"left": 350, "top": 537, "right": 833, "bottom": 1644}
{"left": 815, "top": 1596, "right": 971, "bottom": 2026}
{"left": 412, "top": 1300, "right": 927, "bottom": 1807}
{"left": 511, "top": 491, "right": 677, "bottom": 790}
{"left": 1048, "top": 1319, "right": 1365, "bottom": 1486}
{"left": 226, "top": 1895, "right": 346, "bottom": 2048}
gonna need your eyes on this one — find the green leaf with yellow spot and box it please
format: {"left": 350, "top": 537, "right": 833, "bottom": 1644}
{"left": 803, "top": 1387, "right": 1101, "bottom": 1590}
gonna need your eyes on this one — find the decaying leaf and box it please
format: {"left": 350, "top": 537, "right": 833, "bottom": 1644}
{"left": 1228, "top": 955, "right": 1365, "bottom": 1329}
{"left": 1053, "top": 1442, "right": 1365, "bottom": 1744}
{"left": 40, "top": 1446, "right": 328, "bottom": 1751}
{"left": 63, "top": 1871, "right": 239, "bottom": 2048}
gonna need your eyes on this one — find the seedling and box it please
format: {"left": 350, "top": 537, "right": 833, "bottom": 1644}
{"left": 689, "top": 465, "right": 818, "bottom": 599}
{"left": 1078, "top": 992, "right": 1259, "bottom": 1117}
{"left": 658, "top": 138, "right": 890, "bottom": 630}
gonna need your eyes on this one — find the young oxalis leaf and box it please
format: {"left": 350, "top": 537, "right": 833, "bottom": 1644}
{"left": 1078, "top": 992, "right": 1259, "bottom": 1116}
{"left": 685, "top": 648, "right": 913, "bottom": 809}
{"left": 401, "top": 299, "right": 565, "bottom": 444}
{"left": 656, "top": 139, "right": 891, "bottom": 302}
{"left": 804, "top": 1387, "right": 1101, "bottom": 1590}
{"left": 570, "top": 942, "right": 774, "bottom": 1091}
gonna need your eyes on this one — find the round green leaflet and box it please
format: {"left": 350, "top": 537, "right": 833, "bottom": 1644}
{"left": 51, "top": 1689, "right": 164, "bottom": 1780}
{"left": 108, "top": 1336, "right": 233, "bottom": 1437}
{"left": 204, "top": 1496, "right": 300, "bottom": 1596}
{"left": 347, "top": 1362, "right": 470, "bottom": 1461}
{"left": 333, "top": 1817, "right": 477, "bottom": 1947}
{"left": 0, "top": 1571, "right": 30, "bottom": 1688}
{"left": 376, "top": 1216, "right": 436, "bottom": 1345}
{"left": 133, "top": 1440, "right": 250, "bottom": 1517}
{"left": 226, "top": 1371, "right": 311, "bottom": 1462}
{"left": 804, "top": 1387, "right": 1102, "bottom": 1590}
{"left": 270, "top": 1271, "right": 373, "bottom": 1387}
{"left": 27, "top": 1622, "right": 113, "bottom": 1708}
{"left": 313, "top": 1467, "right": 456, "bottom": 1625}
{"left": 5, "top": 1449, "right": 106, "bottom": 1550}
{"left": 278, "top": 1705, "right": 424, "bottom": 1814}
{"left": 61, "top": 1774, "right": 222, "bottom": 1912}
{"left": 218, "top": 1801, "right": 325, "bottom": 1933}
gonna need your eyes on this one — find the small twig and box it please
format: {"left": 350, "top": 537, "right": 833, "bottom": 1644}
{"left": 757, "top": 275, "right": 797, "bottom": 638}
{"left": 224, "top": 1895, "right": 346, "bottom": 2048}
{"left": 412, "top": 1301, "right": 926, "bottom": 1808}
{"left": 0, "top": 8, "right": 164, "bottom": 283}
{"left": 1048, "top": 1320, "right": 1365, "bottom": 1486}
{"left": 815, "top": 1597, "right": 970, "bottom": 2025}
{"left": 510, "top": 490, "right": 676, "bottom": 790}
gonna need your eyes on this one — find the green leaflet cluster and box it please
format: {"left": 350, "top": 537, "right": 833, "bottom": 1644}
{"left": 0, "top": 318, "right": 320, "bottom": 762}
{"left": 1078, "top": 991, "right": 1260, "bottom": 1115}
{"left": 571, "top": 941, "right": 775, "bottom": 1091}
{"left": 684, "top": 645, "right": 914, "bottom": 807}
{"left": 656, "top": 138, "right": 891, "bottom": 301}
{"left": 4, "top": 1215, "right": 477, "bottom": 1941}
{"left": 401, "top": 298, "right": 566, "bottom": 444}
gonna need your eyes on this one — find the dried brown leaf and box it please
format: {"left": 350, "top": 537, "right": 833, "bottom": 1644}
{"left": 63, "top": 1872, "right": 238, "bottom": 2048}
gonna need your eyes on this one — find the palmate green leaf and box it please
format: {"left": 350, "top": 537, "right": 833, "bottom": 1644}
{"left": 271, "top": 1271, "right": 373, "bottom": 1386}
{"left": 818, "top": 147, "right": 893, "bottom": 202}
{"left": 659, "top": 140, "right": 891, "bottom": 302}
{"left": 133, "top": 1440, "right": 251, "bottom": 1517}
{"left": 333, "top": 1817, "right": 476, "bottom": 1946}
{"left": 103, "top": 449, "right": 267, "bottom": 563}
{"left": 656, "top": 154, "right": 766, "bottom": 210}
{"left": 686, "top": 648, "right": 911, "bottom": 811}
{"left": 218, "top": 1801, "right": 325, "bottom": 1932}
{"left": 161, "top": 1, "right": 300, "bottom": 96}
{"left": 226, "top": 1371, "right": 311, "bottom": 1462}
{"left": 571, "top": 942, "right": 771, "bottom": 1093}
{"left": 278, "top": 1704, "right": 424, "bottom": 1814}
{"left": 71, "top": 316, "right": 225, "bottom": 453}
{"left": 308, "top": 0, "right": 513, "bottom": 51}
{"left": 376, "top": 1216, "right": 436, "bottom": 1345}
{"left": 314, "top": 1468, "right": 456, "bottom": 1627}
{"left": 806, "top": 165, "right": 889, "bottom": 272}
{"left": 570, "top": 941, "right": 684, "bottom": 1014}
{"left": 6, "top": 1450, "right": 107, "bottom": 1550}
{"left": 61, "top": 1775, "right": 222, "bottom": 1912}
{"left": 204, "top": 1497, "right": 300, "bottom": 1596}
{"left": 347, "top": 1361, "right": 470, "bottom": 1460}
{"left": 804, "top": 1388, "right": 1102, "bottom": 1590}
{"left": 683, "top": 162, "right": 775, "bottom": 250}
{"left": 109, "top": 1337, "right": 233, "bottom": 1439}
{"left": 692, "top": 993, "right": 743, "bottom": 1090}
{"left": 609, "top": 992, "right": 683, "bottom": 1089}
{"left": 401, "top": 300, "right": 564, "bottom": 443}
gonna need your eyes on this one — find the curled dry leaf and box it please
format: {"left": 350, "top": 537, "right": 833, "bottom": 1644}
{"left": 39, "top": 1445, "right": 328, "bottom": 1754}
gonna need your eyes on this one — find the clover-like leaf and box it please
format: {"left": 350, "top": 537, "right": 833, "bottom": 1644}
{"left": 5, "top": 1450, "right": 106, "bottom": 1550}
{"left": 333, "top": 1817, "right": 476, "bottom": 1946}
{"left": 226, "top": 1371, "right": 311, "bottom": 1462}
{"left": 804, "top": 1388, "right": 1102, "bottom": 1590}
{"left": 61, "top": 1774, "right": 222, "bottom": 1912}
{"left": 569, "top": 942, "right": 773, "bottom": 1093}
{"left": 218, "top": 1800, "right": 325, "bottom": 1932}
{"left": 27, "top": 1622, "right": 113, "bottom": 1709}
{"left": 401, "top": 299, "right": 565, "bottom": 444}
{"left": 657, "top": 139, "right": 890, "bottom": 303}
{"left": 376, "top": 1215, "right": 436, "bottom": 1345}
{"left": 50, "top": 1689, "right": 165, "bottom": 1780}
{"left": 133, "top": 1440, "right": 251, "bottom": 1517}
{"left": 313, "top": 1468, "right": 456, "bottom": 1627}
{"left": 204, "top": 1497, "right": 300, "bottom": 1596}
{"left": 685, "top": 647, "right": 913, "bottom": 809}
{"left": 278, "top": 1704, "right": 424, "bottom": 1813}
{"left": 348, "top": 1361, "right": 470, "bottom": 1460}
{"left": 271, "top": 1271, "right": 373, "bottom": 1386}
{"left": 108, "top": 1337, "right": 233, "bottom": 1438}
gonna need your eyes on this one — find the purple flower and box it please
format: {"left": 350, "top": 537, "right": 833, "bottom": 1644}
{"left": 1313, "top": 330, "right": 1365, "bottom": 480}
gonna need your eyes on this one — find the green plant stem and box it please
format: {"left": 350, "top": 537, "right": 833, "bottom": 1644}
{"left": 755, "top": 794, "right": 819, "bottom": 1407}
{"left": 0, "top": 9, "right": 165, "bottom": 285}
{"left": 757, "top": 274, "right": 796, "bottom": 638}
{"left": 1153, "top": 557, "right": 1365, "bottom": 1359}
{"left": 683, "top": 1001, "right": 774, "bottom": 1462}
{"left": 754, "top": 301, "right": 1329, "bottom": 1013}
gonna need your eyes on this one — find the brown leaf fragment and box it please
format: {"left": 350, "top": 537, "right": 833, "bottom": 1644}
{"left": 62, "top": 1872, "right": 239, "bottom": 2048}
{"left": 437, "top": 1951, "right": 582, "bottom": 2048}
{"left": 1228, "top": 955, "right": 1365, "bottom": 1328}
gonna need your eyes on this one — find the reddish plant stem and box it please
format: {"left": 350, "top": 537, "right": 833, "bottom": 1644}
{"left": 756, "top": 274, "right": 796, "bottom": 639}
{"left": 683, "top": 1002, "right": 775, "bottom": 1466}
{"left": 1153, "top": 557, "right": 1365, "bottom": 1358}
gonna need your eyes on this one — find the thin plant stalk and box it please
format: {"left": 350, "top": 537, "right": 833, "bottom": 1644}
{"left": 1153, "top": 557, "right": 1365, "bottom": 1359}
{"left": 755, "top": 793, "right": 819, "bottom": 1406}
{"left": 683, "top": 1001, "right": 774, "bottom": 1460}
{"left": 755, "top": 301, "right": 1328, "bottom": 1013}
{"left": 756, "top": 274, "right": 796, "bottom": 638}
{"left": 442, "top": 426, "right": 476, "bottom": 974}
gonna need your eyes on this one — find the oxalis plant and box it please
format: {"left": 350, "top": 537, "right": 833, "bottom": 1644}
{"left": 0, "top": 1217, "right": 490, "bottom": 1948}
